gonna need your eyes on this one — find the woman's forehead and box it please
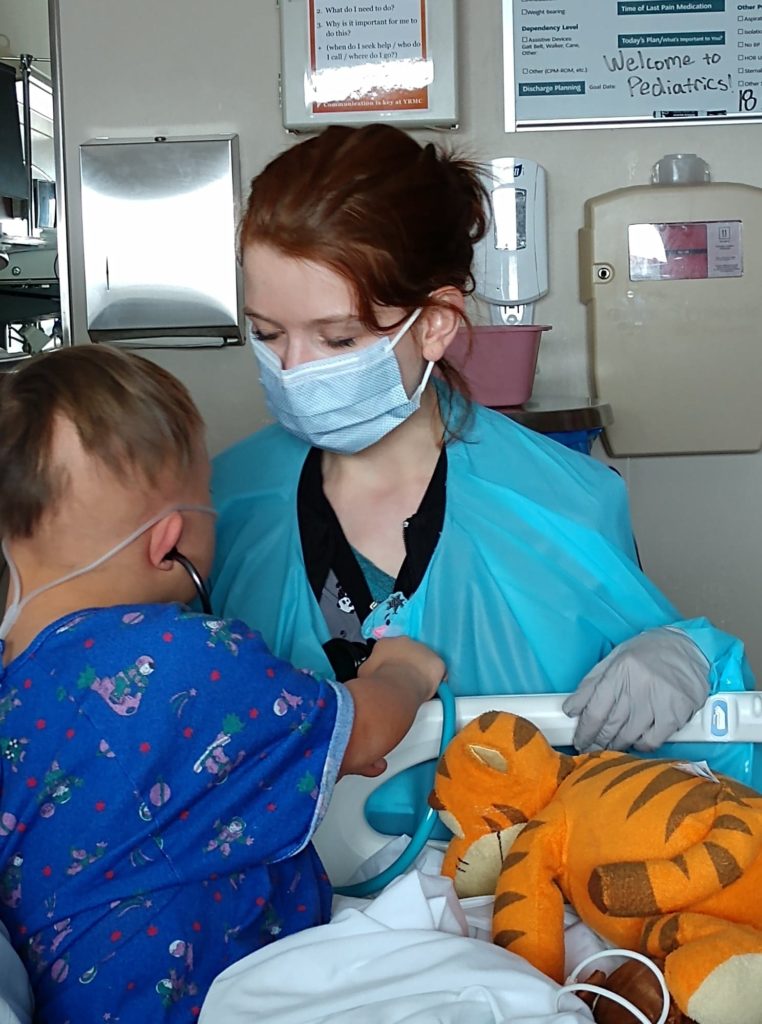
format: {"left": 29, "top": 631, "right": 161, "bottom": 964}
{"left": 243, "top": 243, "right": 356, "bottom": 321}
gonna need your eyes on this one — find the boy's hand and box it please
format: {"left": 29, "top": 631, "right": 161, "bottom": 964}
{"left": 358, "top": 636, "right": 444, "bottom": 702}
{"left": 339, "top": 637, "right": 446, "bottom": 778}
{"left": 353, "top": 757, "right": 388, "bottom": 778}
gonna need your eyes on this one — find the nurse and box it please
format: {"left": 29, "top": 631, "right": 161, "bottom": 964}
{"left": 212, "top": 125, "right": 752, "bottom": 807}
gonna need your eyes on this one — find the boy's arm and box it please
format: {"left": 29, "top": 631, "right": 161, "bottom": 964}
{"left": 341, "top": 637, "right": 445, "bottom": 778}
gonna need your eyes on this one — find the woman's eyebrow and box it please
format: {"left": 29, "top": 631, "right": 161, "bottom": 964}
{"left": 310, "top": 315, "right": 362, "bottom": 328}
{"left": 244, "top": 308, "right": 281, "bottom": 325}
{"left": 244, "top": 310, "right": 363, "bottom": 329}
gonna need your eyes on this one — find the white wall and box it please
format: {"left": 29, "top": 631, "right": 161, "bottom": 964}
{"left": 0, "top": 0, "right": 50, "bottom": 67}
{"left": 51, "top": 0, "right": 762, "bottom": 673}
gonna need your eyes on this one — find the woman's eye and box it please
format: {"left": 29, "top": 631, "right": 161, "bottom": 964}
{"left": 324, "top": 337, "right": 356, "bottom": 350}
{"left": 249, "top": 327, "right": 279, "bottom": 343}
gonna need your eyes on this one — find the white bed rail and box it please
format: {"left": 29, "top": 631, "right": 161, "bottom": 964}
{"left": 314, "top": 691, "right": 762, "bottom": 886}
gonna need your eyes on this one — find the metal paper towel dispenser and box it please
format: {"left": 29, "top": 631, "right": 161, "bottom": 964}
{"left": 80, "top": 135, "right": 242, "bottom": 345}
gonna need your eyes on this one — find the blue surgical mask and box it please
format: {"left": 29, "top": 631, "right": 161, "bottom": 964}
{"left": 250, "top": 309, "right": 434, "bottom": 453}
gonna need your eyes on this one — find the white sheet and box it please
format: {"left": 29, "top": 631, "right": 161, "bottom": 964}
{"left": 0, "top": 922, "right": 33, "bottom": 1024}
{"left": 333, "top": 836, "right": 621, "bottom": 977}
{"left": 199, "top": 868, "right": 595, "bottom": 1024}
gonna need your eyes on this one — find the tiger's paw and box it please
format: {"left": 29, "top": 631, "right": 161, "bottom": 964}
{"left": 683, "top": 952, "right": 762, "bottom": 1024}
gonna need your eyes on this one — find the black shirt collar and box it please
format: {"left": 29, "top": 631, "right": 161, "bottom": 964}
{"left": 297, "top": 445, "right": 447, "bottom": 624}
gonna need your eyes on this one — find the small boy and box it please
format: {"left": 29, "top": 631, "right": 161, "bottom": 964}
{"left": 0, "top": 346, "right": 444, "bottom": 1022}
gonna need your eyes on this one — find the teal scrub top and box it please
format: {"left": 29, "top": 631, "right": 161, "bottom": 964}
{"left": 211, "top": 400, "right": 755, "bottom": 823}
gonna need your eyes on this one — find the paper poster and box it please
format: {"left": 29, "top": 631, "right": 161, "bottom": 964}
{"left": 308, "top": 0, "right": 430, "bottom": 112}
{"left": 506, "top": 0, "right": 762, "bottom": 128}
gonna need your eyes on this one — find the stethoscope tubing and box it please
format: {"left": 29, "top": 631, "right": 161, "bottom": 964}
{"left": 168, "top": 547, "right": 213, "bottom": 615}
{"left": 333, "top": 681, "right": 456, "bottom": 898}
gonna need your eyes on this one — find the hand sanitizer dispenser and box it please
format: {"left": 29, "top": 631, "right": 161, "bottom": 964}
{"left": 446, "top": 157, "right": 551, "bottom": 408}
{"left": 472, "top": 157, "right": 549, "bottom": 325}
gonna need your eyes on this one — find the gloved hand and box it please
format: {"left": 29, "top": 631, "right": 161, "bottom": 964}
{"left": 562, "top": 627, "right": 710, "bottom": 753}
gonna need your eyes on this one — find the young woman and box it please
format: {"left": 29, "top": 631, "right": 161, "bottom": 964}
{"left": 211, "top": 124, "right": 752, "bottom": 831}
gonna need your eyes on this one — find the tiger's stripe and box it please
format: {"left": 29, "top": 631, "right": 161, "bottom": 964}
{"left": 430, "top": 709, "right": 762, "bottom": 1011}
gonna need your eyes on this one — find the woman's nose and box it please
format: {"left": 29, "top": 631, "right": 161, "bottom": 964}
{"left": 281, "top": 338, "right": 321, "bottom": 370}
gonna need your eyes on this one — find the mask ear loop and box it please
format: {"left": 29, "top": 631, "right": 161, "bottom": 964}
{"left": 389, "top": 307, "right": 423, "bottom": 349}
{"left": 555, "top": 948, "right": 670, "bottom": 1024}
{"left": 388, "top": 308, "right": 437, "bottom": 401}
{"left": 415, "top": 359, "right": 436, "bottom": 396}
{"left": 0, "top": 542, "right": 23, "bottom": 640}
{"left": 0, "top": 504, "right": 217, "bottom": 641}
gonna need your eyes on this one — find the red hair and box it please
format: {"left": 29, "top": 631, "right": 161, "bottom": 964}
{"left": 240, "top": 125, "right": 489, "bottom": 421}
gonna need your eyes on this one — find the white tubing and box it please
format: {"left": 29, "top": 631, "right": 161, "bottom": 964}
{"left": 556, "top": 947, "right": 670, "bottom": 1024}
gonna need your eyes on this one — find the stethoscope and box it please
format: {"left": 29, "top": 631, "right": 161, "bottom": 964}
{"left": 333, "top": 680, "right": 457, "bottom": 898}
{"left": 168, "top": 547, "right": 213, "bottom": 615}
{"left": 331, "top": 695, "right": 671, "bottom": 1024}
{"left": 155, "top": 554, "right": 671, "bottom": 1020}
{"left": 173, "top": 550, "right": 457, "bottom": 898}
{"left": 169, "top": 561, "right": 668, "bottom": 1022}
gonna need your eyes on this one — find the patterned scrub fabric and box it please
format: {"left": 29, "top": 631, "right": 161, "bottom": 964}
{"left": 0, "top": 604, "right": 352, "bottom": 1022}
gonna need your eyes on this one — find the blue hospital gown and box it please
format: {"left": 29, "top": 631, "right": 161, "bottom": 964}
{"left": 0, "top": 604, "right": 352, "bottom": 1023}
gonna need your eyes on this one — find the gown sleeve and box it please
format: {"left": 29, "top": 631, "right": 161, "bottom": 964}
{"left": 587, "top": 460, "right": 753, "bottom": 693}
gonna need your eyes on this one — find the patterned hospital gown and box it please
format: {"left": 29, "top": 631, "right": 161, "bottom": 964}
{"left": 0, "top": 603, "right": 352, "bottom": 1022}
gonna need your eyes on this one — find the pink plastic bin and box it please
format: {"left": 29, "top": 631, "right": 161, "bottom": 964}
{"left": 447, "top": 324, "right": 551, "bottom": 408}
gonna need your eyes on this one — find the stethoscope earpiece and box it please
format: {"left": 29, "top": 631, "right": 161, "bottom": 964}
{"left": 167, "top": 547, "right": 213, "bottom": 615}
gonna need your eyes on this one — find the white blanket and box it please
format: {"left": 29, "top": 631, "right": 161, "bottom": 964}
{"left": 0, "top": 922, "right": 33, "bottom": 1024}
{"left": 199, "top": 869, "right": 595, "bottom": 1024}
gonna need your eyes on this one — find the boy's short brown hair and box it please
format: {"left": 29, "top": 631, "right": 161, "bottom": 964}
{"left": 0, "top": 345, "right": 204, "bottom": 539}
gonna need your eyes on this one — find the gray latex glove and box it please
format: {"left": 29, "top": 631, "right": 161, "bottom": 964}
{"left": 562, "top": 627, "right": 710, "bottom": 753}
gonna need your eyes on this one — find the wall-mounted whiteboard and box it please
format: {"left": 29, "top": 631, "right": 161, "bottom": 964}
{"left": 279, "top": 0, "right": 457, "bottom": 131}
{"left": 503, "top": 0, "right": 762, "bottom": 131}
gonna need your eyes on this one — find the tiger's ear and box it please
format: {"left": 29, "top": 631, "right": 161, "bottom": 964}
{"left": 469, "top": 744, "right": 509, "bottom": 773}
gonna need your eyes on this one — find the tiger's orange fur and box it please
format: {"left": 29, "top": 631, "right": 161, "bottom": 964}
{"left": 429, "top": 711, "right": 762, "bottom": 1024}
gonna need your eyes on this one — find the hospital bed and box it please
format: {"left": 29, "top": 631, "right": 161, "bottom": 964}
{"left": 199, "top": 690, "right": 762, "bottom": 1024}
{"left": 314, "top": 689, "right": 762, "bottom": 889}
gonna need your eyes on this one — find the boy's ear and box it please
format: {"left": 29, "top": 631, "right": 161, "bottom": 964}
{"left": 148, "top": 512, "right": 184, "bottom": 571}
{"left": 417, "top": 287, "right": 465, "bottom": 363}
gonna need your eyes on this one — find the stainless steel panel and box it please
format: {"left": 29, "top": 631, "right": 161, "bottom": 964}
{"left": 80, "top": 135, "right": 242, "bottom": 344}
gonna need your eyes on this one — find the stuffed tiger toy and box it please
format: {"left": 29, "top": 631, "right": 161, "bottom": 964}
{"left": 429, "top": 711, "right": 762, "bottom": 1024}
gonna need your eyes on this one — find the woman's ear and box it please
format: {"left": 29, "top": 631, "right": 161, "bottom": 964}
{"left": 148, "top": 512, "right": 184, "bottom": 571}
{"left": 417, "top": 287, "right": 465, "bottom": 363}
